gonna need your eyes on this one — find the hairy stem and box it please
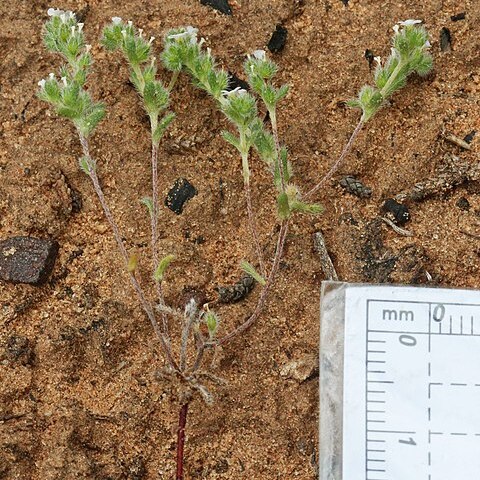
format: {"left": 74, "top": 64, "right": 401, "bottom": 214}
{"left": 269, "top": 108, "right": 286, "bottom": 194}
{"left": 78, "top": 133, "right": 178, "bottom": 371}
{"left": 168, "top": 70, "right": 180, "bottom": 92}
{"left": 219, "top": 220, "right": 289, "bottom": 345}
{"left": 305, "top": 119, "right": 364, "bottom": 199}
{"left": 244, "top": 178, "right": 266, "bottom": 277}
{"left": 240, "top": 127, "right": 265, "bottom": 277}
{"left": 149, "top": 120, "right": 170, "bottom": 339}
{"left": 176, "top": 403, "right": 189, "bottom": 480}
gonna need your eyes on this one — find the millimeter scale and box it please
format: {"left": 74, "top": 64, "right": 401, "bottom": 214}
{"left": 319, "top": 282, "right": 480, "bottom": 480}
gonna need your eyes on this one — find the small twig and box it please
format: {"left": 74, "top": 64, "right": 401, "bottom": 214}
{"left": 312, "top": 231, "right": 339, "bottom": 281}
{"left": 305, "top": 119, "right": 364, "bottom": 199}
{"left": 176, "top": 403, "right": 189, "bottom": 480}
{"left": 444, "top": 132, "right": 472, "bottom": 150}
{"left": 459, "top": 229, "right": 480, "bottom": 240}
{"left": 379, "top": 216, "right": 413, "bottom": 236}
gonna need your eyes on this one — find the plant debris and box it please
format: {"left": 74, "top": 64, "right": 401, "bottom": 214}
{"left": 444, "top": 132, "right": 471, "bottom": 150}
{"left": 217, "top": 274, "right": 255, "bottom": 303}
{"left": 339, "top": 175, "right": 372, "bottom": 198}
{"left": 0, "top": 236, "right": 59, "bottom": 285}
{"left": 394, "top": 154, "right": 479, "bottom": 203}
{"left": 165, "top": 178, "right": 197, "bottom": 214}
{"left": 200, "top": 0, "right": 232, "bottom": 15}
{"left": 313, "top": 231, "right": 338, "bottom": 281}
{"left": 267, "top": 25, "right": 288, "bottom": 53}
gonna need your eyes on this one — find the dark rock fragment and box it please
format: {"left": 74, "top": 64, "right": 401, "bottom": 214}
{"left": 450, "top": 12, "right": 465, "bottom": 21}
{"left": 267, "top": 25, "right": 288, "bottom": 53}
{"left": 464, "top": 130, "right": 476, "bottom": 144}
{"left": 456, "top": 197, "right": 470, "bottom": 211}
{"left": 440, "top": 27, "right": 452, "bottom": 52}
{"left": 227, "top": 72, "right": 250, "bottom": 92}
{"left": 0, "top": 236, "right": 59, "bottom": 285}
{"left": 165, "top": 178, "right": 197, "bottom": 215}
{"left": 217, "top": 274, "right": 255, "bottom": 303}
{"left": 340, "top": 175, "right": 372, "bottom": 198}
{"left": 6, "top": 335, "right": 35, "bottom": 365}
{"left": 200, "top": 0, "right": 232, "bottom": 15}
{"left": 382, "top": 199, "right": 410, "bottom": 225}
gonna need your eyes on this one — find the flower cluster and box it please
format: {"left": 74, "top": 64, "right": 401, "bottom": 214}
{"left": 102, "top": 18, "right": 174, "bottom": 145}
{"left": 38, "top": 9, "right": 104, "bottom": 138}
{"left": 162, "top": 28, "right": 321, "bottom": 219}
{"left": 348, "top": 19, "right": 433, "bottom": 122}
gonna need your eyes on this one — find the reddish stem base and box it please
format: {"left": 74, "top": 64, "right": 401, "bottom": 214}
{"left": 176, "top": 403, "right": 189, "bottom": 480}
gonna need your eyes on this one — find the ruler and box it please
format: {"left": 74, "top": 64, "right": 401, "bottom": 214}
{"left": 319, "top": 282, "right": 480, "bottom": 480}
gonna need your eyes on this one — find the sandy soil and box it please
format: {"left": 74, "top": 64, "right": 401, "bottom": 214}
{"left": 1, "top": 0, "right": 479, "bottom": 478}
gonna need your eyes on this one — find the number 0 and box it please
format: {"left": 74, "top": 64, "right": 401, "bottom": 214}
{"left": 399, "top": 334, "right": 417, "bottom": 346}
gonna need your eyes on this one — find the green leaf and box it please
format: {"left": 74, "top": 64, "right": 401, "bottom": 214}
{"left": 204, "top": 310, "right": 220, "bottom": 338}
{"left": 221, "top": 130, "right": 241, "bottom": 151}
{"left": 153, "top": 254, "right": 175, "bottom": 282}
{"left": 277, "top": 192, "right": 291, "bottom": 220}
{"left": 152, "top": 112, "right": 175, "bottom": 144}
{"left": 290, "top": 200, "right": 324, "bottom": 215}
{"left": 240, "top": 260, "right": 266, "bottom": 286}
{"left": 79, "top": 156, "right": 95, "bottom": 175}
{"left": 140, "top": 197, "right": 153, "bottom": 218}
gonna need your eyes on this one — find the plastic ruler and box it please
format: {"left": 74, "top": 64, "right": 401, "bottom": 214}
{"left": 319, "top": 283, "right": 480, "bottom": 480}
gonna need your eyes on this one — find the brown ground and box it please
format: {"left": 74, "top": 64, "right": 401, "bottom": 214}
{"left": 1, "top": 0, "right": 479, "bottom": 478}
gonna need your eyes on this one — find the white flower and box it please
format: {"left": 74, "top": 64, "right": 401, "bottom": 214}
{"left": 221, "top": 87, "right": 247, "bottom": 98}
{"left": 252, "top": 49, "right": 266, "bottom": 60}
{"left": 78, "top": 23, "right": 84, "bottom": 31}
{"left": 38, "top": 79, "right": 46, "bottom": 88}
{"left": 47, "top": 8, "right": 63, "bottom": 17}
{"left": 424, "top": 40, "right": 431, "bottom": 48}
{"left": 399, "top": 19, "right": 422, "bottom": 26}
{"left": 121, "top": 29, "right": 127, "bottom": 37}
{"left": 71, "top": 26, "right": 76, "bottom": 35}
{"left": 374, "top": 56, "right": 381, "bottom": 66}
{"left": 128, "top": 20, "right": 133, "bottom": 27}
{"left": 138, "top": 28, "right": 143, "bottom": 37}
{"left": 112, "top": 17, "right": 122, "bottom": 25}
{"left": 149, "top": 36, "right": 155, "bottom": 44}
{"left": 48, "top": 72, "right": 55, "bottom": 79}
{"left": 61, "top": 76, "right": 67, "bottom": 86}
{"left": 85, "top": 44, "right": 92, "bottom": 53}
{"left": 393, "top": 24, "right": 399, "bottom": 34}
{"left": 167, "top": 26, "right": 198, "bottom": 43}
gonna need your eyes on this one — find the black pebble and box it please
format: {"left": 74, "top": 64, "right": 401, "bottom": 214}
{"left": 341, "top": 0, "right": 349, "bottom": 5}
{"left": 0, "top": 236, "right": 59, "bottom": 285}
{"left": 364, "top": 49, "right": 375, "bottom": 69}
{"left": 464, "top": 130, "right": 476, "bottom": 144}
{"left": 450, "top": 12, "right": 465, "bottom": 21}
{"left": 200, "top": 0, "right": 232, "bottom": 15}
{"left": 340, "top": 175, "right": 372, "bottom": 198}
{"left": 6, "top": 335, "right": 35, "bottom": 365}
{"left": 165, "top": 178, "right": 197, "bottom": 215}
{"left": 267, "top": 25, "right": 288, "bottom": 53}
{"left": 440, "top": 27, "right": 452, "bottom": 52}
{"left": 382, "top": 199, "right": 410, "bottom": 226}
{"left": 456, "top": 197, "right": 470, "bottom": 211}
{"left": 227, "top": 72, "right": 250, "bottom": 92}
